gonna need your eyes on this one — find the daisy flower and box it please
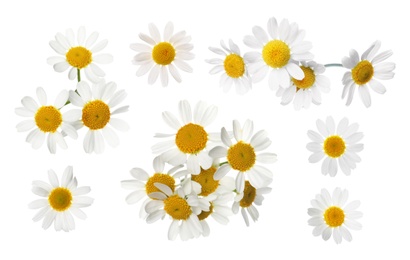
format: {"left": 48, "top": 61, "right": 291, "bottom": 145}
{"left": 47, "top": 26, "right": 113, "bottom": 83}
{"left": 277, "top": 61, "right": 330, "bottom": 110}
{"left": 209, "top": 119, "right": 277, "bottom": 193}
{"left": 308, "top": 188, "right": 362, "bottom": 244}
{"left": 243, "top": 16, "right": 313, "bottom": 90}
{"left": 68, "top": 80, "right": 129, "bottom": 154}
{"left": 206, "top": 39, "right": 252, "bottom": 94}
{"left": 130, "top": 22, "right": 194, "bottom": 87}
{"left": 152, "top": 100, "right": 218, "bottom": 174}
{"left": 232, "top": 181, "right": 271, "bottom": 226}
{"left": 341, "top": 40, "right": 395, "bottom": 107}
{"left": 15, "top": 87, "right": 78, "bottom": 153}
{"left": 28, "top": 166, "right": 93, "bottom": 231}
{"left": 307, "top": 116, "right": 364, "bottom": 177}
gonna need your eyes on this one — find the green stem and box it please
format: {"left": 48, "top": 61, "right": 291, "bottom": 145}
{"left": 77, "top": 68, "right": 81, "bottom": 82}
{"left": 324, "top": 63, "right": 343, "bottom": 68}
{"left": 219, "top": 161, "right": 229, "bottom": 166}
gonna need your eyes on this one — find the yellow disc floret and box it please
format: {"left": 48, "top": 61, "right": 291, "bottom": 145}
{"left": 227, "top": 141, "right": 256, "bottom": 172}
{"left": 323, "top": 135, "right": 346, "bottom": 158}
{"left": 48, "top": 187, "right": 72, "bottom": 212}
{"left": 292, "top": 66, "right": 315, "bottom": 90}
{"left": 175, "top": 123, "right": 208, "bottom": 154}
{"left": 262, "top": 40, "right": 291, "bottom": 68}
{"left": 191, "top": 167, "right": 219, "bottom": 196}
{"left": 82, "top": 100, "right": 110, "bottom": 130}
{"left": 351, "top": 60, "right": 374, "bottom": 85}
{"left": 324, "top": 206, "right": 345, "bottom": 227}
{"left": 152, "top": 42, "right": 176, "bottom": 65}
{"left": 35, "top": 106, "right": 63, "bottom": 133}
{"left": 164, "top": 195, "right": 192, "bottom": 220}
{"left": 239, "top": 181, "right": 256, "bottom": 208}
{"left": 145, "top": 173, "right": 175, "bottom": 195}
{"left": 224, "top": 54, "right": 245, "bottom": 78}
{"left": 197, "top": 203, "right": 213, "bottom": 221}
{"left": 66, "top": 46, "right": 92, "bottom": 69}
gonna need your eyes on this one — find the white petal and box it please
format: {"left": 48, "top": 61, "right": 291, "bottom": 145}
{"left": 358, "top": 85, "right": 371, "bottom": 108}
{"left": 162, "top": 111, "right": 181, "bottom": 130}
{"left": 102, "top": 126, "right": 119, "bottom": 147}
{"left": 178, "top": 100, "right": 192, "bottom": 125}
{"left": 309, "top": 152, "right": 324, "bottom": 163}
{"left": 109, "top": 118, "right": 129, "bottom": 132}
{"left": 213, "top": 164, "right": 231, "bottom": 180}
{"left": 92, "top": 53, "right": 113, "bottom": 64}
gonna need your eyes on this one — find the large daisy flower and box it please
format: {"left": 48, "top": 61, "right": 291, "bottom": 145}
{"left": 15, "top": 87, "right": 78, "bottom": 153}
{"left": 308, "top": 188, "right": 362, "bottom": 244}
{"left": 209, "top": 120, "right": 277, "bottom": 193}
{"left": 130, "top": 22, "right": 194, "bottom": 87}
{"left": 47, "top": 26, "right": 113, "bottom": 83}
{"left": 307, "top": 116, "right": 364, "bottom": 177}
{"left": 277, "top": 61, "right": 330, "bottom": 110}
{"left": 341, "top": 40, "right": 395, "bottom": 107}
{"left": 206, "top": 39, "right": 252, "bottom": 94}
{"left": 28, "top": 166, "right": 93, "bottom": 231}
{"left": 152, "top": 100, "right": 218, "bottom": 174}
{"left": 243, "top": 17, "right": 313, "bottom": 90}
{"left": 68, "top": 80, "right": 129, "bottom": 154}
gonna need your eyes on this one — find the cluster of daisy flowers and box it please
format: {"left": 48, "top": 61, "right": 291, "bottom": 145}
{"left": 121, "top": 100, "right": 277, "bottom": 240}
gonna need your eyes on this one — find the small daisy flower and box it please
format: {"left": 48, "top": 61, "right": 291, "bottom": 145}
{"left": 307, "top": 116, "right": 364, "bottom": 177}
{"left": 152, "top": 100, "right": 218, "bottom": 174}
{"left": 47, "top": 26, "right": 113, "bottom": 83}
{"left": 68, "top": 80, "right": 129, "bottom": 154}
{"left": 28, "top": 166, "right": 93, "bottom": 231}
{"left": 308, "top": 188, "right": 362, "bottom": 244}
{"left": 130, "top": 22, "right": 194, "bottom": 87}
{"left": 232, "top": 181, "right": 271, "bottom": 226}
{"left": 341, "top": 40, "right": 395, "bottom": 107}
{"left": 15, "top": 87, "right": 78, "bottom": 153}
{"left": 277, "top": 61, "right": 330, "bottom": 110}
{"left": 243, "top": 17, "right": 313, "bottom": 90}
{"left": 209, "top": 120, "right": 277, "bottom": 194}
{"left": 206, "top": 39, "right": 252, "bottom": 94}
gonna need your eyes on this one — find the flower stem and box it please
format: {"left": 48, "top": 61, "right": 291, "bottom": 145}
{"left": 77, "top": 69, "right": 81, "bottom": 82}
{"left": 324, "top": 63, "right": 343, "bottom": 68}
{"left": 219, "top": 161, "right": 229, "bottom": 166}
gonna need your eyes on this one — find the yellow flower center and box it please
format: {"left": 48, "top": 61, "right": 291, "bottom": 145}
{"left": 35, "top": 106, "right": 63, "bottom": 133}
{"left": 197, "top": 203, "right": 214, "bottom": 221}
{"left": 324, "top": 206, "right": 345, "bottom": 227}
{"left": 175, "top": 123, "right": 208, "bottom": 154}
{"left": 323, "top": 135, "right": 346, "bottom": 158}
{"left": 262, "top": 40, "right": 291, "bottom": 68}
{"left": 239, "top": 181, "right": 256, "bottom": 207}
{"left": 292, "top": 66, "right": 315, "bottom": 90}
{"left": 66, "top": 46, "right": 92, "bottom": 69}
{"left": 48, "top": 187, "right": 72, "bottom": 212}
{"left": 164, "top": 195, "right": 192, "bottom": 220}
{"left": 191, "top": 167, "right": 219, "bottom": 196}
{"left": 152, "top": 42, "right": 176, "bottom": 65}
{"left": 82, "top": 100, "right": 110, "bottom": 130}
{"left": 227, "top": 141, "right": 256, "bottom": 172}
{"left": 145, "top": 173, "right": 175, "bottom": 196}
{"left": 351, "top": 60, "right": 374, "bottom": 85}
{"left": 224, "top": 54, "right": 245, "bottom": 78}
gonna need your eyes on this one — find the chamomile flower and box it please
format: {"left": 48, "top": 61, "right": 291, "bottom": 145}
{"left": 209, "top": 120, "right": 277, "bottom": 194}
{"left": 15, "top": 87, "right": 78, "bottom": 153}
{"left": 307, "top": 116, "right": 364, "bottom": 177}
{"left": 341, "top": 40, "right": 395, "bottom": 107}
{"left": 28, "top": 166, "right": 93, "bottom": 231}
{"left": 232, "top": 181, "right": 271, "bottom": 226}
{"left": 308, "top": 188, "right": 362, "bottom": 244}
{"left": 130, "top": 22, "right": 194, "bottom": 87}
{"left": 243, "top": 17, "right": 313, "bottom": 90}
{"left": 277, "top": 61, "right": 330, "bottom": 110}
{"left": 152, "top": 100, "right": 218, "bottom": 174}
{"left": 47, "top": 26, "right": 113, "bottom": 83}
{"left": 206, "top": 39, "right": 252, "bottom": 94}
{"left": 68, "top": 80, "right": 129, "bottom": 154}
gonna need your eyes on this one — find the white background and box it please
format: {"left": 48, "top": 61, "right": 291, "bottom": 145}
{"left": 1, "top": 0, "right": 408, "bottom": 259}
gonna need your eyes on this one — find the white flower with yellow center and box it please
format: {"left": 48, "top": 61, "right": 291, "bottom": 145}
{"left": 307, "top": 116, "right": 364, "bottom": 177}
{"left": 15, "top": 87, "right": 78, "bottom": 153}
{"left": 28, "top": 166, "right": 93, "bottom": 231}
{"left": 209, "top": 120, "right": 277, "bottom": 194}
{"left": 206, "top": 39, "right": 252, "bottom": 94}
{"left": 47, "top": 26, "right": 113, "bottom": 83}
{"left": 277, "top": 61, "right": 330, "bottom": 110}
{"left": 68, "top": 80, "right": 129, "bottom": 154}
{"left": 130, "top": 22, "right": 194, "bottom": 87}
{"left": 243, "top": 17, "right": 313, "bottom": 90}
{"left": 308, "top": 188, "right": 362, "bottom": 244}
{"left": 232, "top": 181, "right": 271, "bottom": 226}
{"left": 152, "top": 100, "right": 218, "bottom": 174}
{"left": 341, "top": 40, "right": 395, "bottom": 107}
